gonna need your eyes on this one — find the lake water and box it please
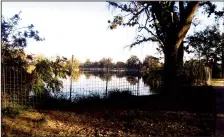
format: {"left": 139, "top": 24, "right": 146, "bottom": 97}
{"left": 2, "top": 67, "right": 162, "bottom": 107}
{"left": 51, "top": 70, "right": 161, "bottom": 99}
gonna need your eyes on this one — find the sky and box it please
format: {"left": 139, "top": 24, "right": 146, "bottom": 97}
{"left": 2, "top": 2, "right": 224, "bottom": 63}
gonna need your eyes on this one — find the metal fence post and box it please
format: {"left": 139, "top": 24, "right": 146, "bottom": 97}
{"left": 105, "top": 59, "right": 109, "bottom": 97}
{"left": 70, "top": 55, "right": 74, "bottom": 103}
{"left": 137, "top": 76, "right": 140, "bottom": 96}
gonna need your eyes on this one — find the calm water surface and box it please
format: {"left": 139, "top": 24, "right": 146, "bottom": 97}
{"left": 51, "top": 70, "right": 161, "bottom": 99}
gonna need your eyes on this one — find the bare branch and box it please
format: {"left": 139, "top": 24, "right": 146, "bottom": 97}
{"left": 108, "top": 2, "right": 133, "bottom": 13}
{"left": 125, "top": 37, "right": 158, "bottom": 49}
{"left": 138, "top": 26, "right": 164, "bottom": 48}
{"left": 126, "top": 5, "right": 148, "bottom": 25}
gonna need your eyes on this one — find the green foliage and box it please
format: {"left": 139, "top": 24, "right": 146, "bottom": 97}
{"left": 65, "top": 57, "right": 80, "bottom": 70}
{"left": 31, "top": 56, "right": 70, "bottom": 93}
{"left": 1, "top": 13, "right": 71, "bottom": 95}
{"left": 108, "top": 2, "right": 223, "bottom": 51}
{"left": 81, "top": 58, "right": 115, "bottom": 69}
{"left": 51, "top": 56, "right": 68, "bottom": 78}
{"left": 2, "top": 107, "right": 20, "bottom": 118}
{"left": 186, "top": 24, "right": 224, "bottom": 79}
{"left": 177, "top": 59, "right": 206, "bottom": 86}
{"left": 142, "top": 69, "right": 162, "bottom": 92}
{"left": 99, "top": 58, "right": 113, "bottom": 68}
{"left": 71, "top": 70, "right": 81, "bottom": 81}
{"left": 1, "top": 12, "right": 43, "bottom": 48}
{"left": 107, "top": 1, "right": 223, "bottom": 90}
{"left": 74, "top": 93, "right": 103, "bottom": 104}
{"left": 186, "top": 25, "right": 223, "bottom": 64}
{"left": 115, "top": 61, "right": 125, "bottom": 68}
{"left": 126, "top": 55, "right": 141, "bottom": 69}
{"left": 46, "top": 77, "right": 63, "bottom": 92}
{"left": 80, "top": 55, "right": 162, "bottom": 71}
{"left": 35, "top": 59, "right": 52, "bottom": 82}
{"left": 142, "top": 55, "right": 161, "bottom": 74}
{"left": 1, "top": 12, "right": 44, "bottom": 66}
{"left": 107, "top": 89, "right": 132, "bottom": 99}
{"left": 83, "top": 59, "right": 92, "bottom": 68}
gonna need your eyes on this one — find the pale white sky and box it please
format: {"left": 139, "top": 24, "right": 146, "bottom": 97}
{"left": 2, "top": 2, "right": 224, "bottom": 63}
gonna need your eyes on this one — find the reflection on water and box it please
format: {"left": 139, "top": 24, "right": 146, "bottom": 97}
{"left": 53, "top": 70, "right": 162, "bottom": 99}
{"left": 2, "top": 69, "right": 162, "bottom": 107}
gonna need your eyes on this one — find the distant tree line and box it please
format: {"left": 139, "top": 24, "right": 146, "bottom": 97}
{"left": 80, "top": 55, "right": 163, "bottom": 71}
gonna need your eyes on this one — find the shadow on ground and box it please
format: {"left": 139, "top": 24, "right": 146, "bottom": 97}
{"left": 2, "top": 86, "right": 217, "bottom": 136}
{"left": 37, "top": 86, "right": 216, "bottom": 113}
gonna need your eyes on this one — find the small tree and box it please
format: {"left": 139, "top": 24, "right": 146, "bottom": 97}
{"left": 126, "top": 55, "right": 141, "bottom": 70}
{"left": 83, "top": 59, "right": 92, "bottom": 68}
{"left": 116, "top": 61, "right": 126, "bottom": 69}
{"left": 99, "top": 58, "right": 113, "bottom": 68}
{"left": 142, "top": 55, "right": 161, "bottom": 73}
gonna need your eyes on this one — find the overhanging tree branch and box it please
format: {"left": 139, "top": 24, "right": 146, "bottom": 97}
{"left": 127, "top": 37, "right": 158, "bottom": 49}
{"left": 175, "top": 2, "right": 200, "bottom": 49}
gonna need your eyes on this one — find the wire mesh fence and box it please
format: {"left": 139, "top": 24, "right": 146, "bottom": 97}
{"left": 1, "top": 65, "right": 42, "bottom": 108}
{"left": 1, "top": 65, "right": 162, "bottom": 108}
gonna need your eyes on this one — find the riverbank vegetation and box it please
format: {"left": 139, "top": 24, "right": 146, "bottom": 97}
{"left": 1, "top": 1, "right": 224, "bottom": 136}
{"left": 2, "top": 88, "right": 216, "bottom": 136}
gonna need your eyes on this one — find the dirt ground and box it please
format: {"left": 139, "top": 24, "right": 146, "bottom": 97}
{"left": 2, "top": 108, "right": 215, "bottom": 137}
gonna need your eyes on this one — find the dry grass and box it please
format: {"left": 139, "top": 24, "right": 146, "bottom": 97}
{"left": 2, "top": 87, "right": 216, "bottom": 136}
{"left": 2, "top": 107, "right": 215, "bottom": 137}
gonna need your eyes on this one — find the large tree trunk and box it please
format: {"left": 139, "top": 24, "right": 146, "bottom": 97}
{"left": 177, "top": 42, "right": 184, "bottom": 67}
{"left": 163, "top": 41, "right": 178, "bottom": 96}
{"left": 162, "top": 2, "right": 199, "bottom": 96}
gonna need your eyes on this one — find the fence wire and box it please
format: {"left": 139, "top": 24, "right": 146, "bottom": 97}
{"left": 1, "top": 65, "right": 43, "bottom": 108}
{"left": 1, "top": 65, "right": 161, "bottom": 107}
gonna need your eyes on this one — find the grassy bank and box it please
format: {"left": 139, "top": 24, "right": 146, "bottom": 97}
{"left": 2, "top": 87, "right": 216, "bottom": 136}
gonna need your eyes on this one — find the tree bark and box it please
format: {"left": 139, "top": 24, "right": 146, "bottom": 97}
{"left": 162, "top": 2, "right": 199, "bottom": 96}
{"left": 163, "top": 42, "right": 178, "bottom": 96}
{"left": 177, "top": 42, "right": 184, "bottom": 67}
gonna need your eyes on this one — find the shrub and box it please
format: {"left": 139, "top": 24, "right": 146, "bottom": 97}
{"left": 108, "top": 89, "right": 132, "bottom": 99}
{"left": 2, "top": 107, "right": 20, "bottom": 118}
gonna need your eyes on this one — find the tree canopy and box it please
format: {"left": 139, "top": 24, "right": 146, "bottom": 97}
{"left": 108, "top": 2, "right": 223, "bottom": 51}
{"left": 126, "top": 55, "right": 141, "bottom": 69}
{"left": 186, "top": 24, "right": 224, "bottom": 78}
{"left": 107, "top": 1, "right": 224, "bottom": 93}
{"left": 1, "top": 12, "right": 44, "bottom": 66}
{"left": 187, "top": 25, "right": 223, "bottom": 65}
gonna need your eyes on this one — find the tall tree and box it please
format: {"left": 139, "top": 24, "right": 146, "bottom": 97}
{"left": 186, "top": 25, "right": 224, "bottom": 78}
{"left": 92, "top": 61, "right": 100, "bottom": 68}
{"left": 142, "top": 55, "right": 161, "bottom": 73}
{"left": 1, "top": 12, "right": 45, "bottom": 98}
{"left": 83, "top": 59, "right": 92, "bottom": 68}
{"left": 1, "top": 12, "right": 44, "bottom": 66}
{"left": 126, "top": 55, "right": 141, "bottom": 69}
{"left": 116, "top": 61, "right": 126, "bottom": 69}
{"left": 107, "top": 1, "right": 223, "bottom": 94}
{"left": 99, "top": 58, "right": 113, "bottom": 68}
{"left": 1, "top": 13, "right": 70, "bottom": 94}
